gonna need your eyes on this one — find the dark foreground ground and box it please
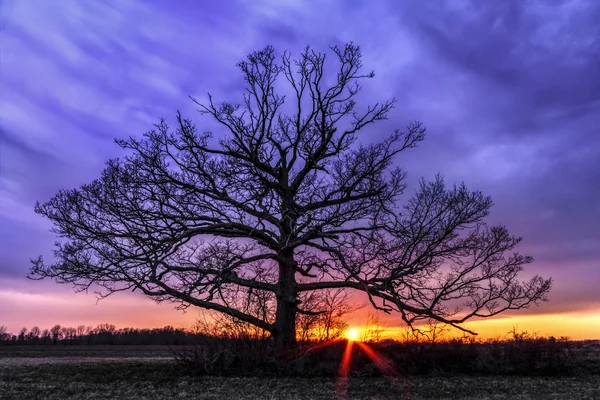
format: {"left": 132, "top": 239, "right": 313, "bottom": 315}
{"left": 1, "top": 346, "right": 599, "bottom": 400}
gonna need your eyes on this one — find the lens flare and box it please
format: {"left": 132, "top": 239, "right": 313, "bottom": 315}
{"left": 356, "top": 341, "right": 396, "bottom": 377}
{"left": 336, "top": 340, "right": 355, "bottom": 398}
{"left": 345, "top": 327, "right": 360, "bottom": 341}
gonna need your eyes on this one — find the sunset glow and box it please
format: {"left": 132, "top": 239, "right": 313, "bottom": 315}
{"left": 345, "top": 328, "right": 360, "bottom": 342}
{"left": 1, "top": 0, "right": 599, "bottom": 349}
{"left": 0, "top": 1, "right": 598, "bottom": 399}
{"left": 1, "top": 285, "right": 599, "bottom": 340}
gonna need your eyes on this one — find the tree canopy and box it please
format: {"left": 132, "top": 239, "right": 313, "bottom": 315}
{"left": 31, "top": 43, "right": 551, "bottom": 350}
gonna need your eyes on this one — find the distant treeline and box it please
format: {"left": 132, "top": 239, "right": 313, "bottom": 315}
{"left": 0, "top": 324, "right": 199, "bottom": 345}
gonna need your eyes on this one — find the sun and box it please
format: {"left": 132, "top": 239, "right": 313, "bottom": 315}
{"left": 345, "top": 327, "right": 360, "bottom": 341}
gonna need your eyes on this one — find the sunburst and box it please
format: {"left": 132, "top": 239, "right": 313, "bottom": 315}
{"left": 345, "top": 327, "right": 360, "bottom": 341}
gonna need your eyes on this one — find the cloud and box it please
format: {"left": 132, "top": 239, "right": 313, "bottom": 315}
{"left": 0, "top": 0, "right": 598, "bottom": 326}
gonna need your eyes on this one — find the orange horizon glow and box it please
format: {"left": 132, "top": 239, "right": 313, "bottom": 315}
{"left": 345, "top": 327, "right": 360, "bottom": 341}
{"left": 345, "top": 311, "right": 600, "bottom": 342}
{"left": 1, "top": 287, "right": 599, "bottom": 340}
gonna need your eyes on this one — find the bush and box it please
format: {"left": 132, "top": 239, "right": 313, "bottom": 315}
{"left": 172, "top": 335, "right": 599, "bottom": 378}
{"left": 172, "top": 334, "right": 276, "bottom": 376}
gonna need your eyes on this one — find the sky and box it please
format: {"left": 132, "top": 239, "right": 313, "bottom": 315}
{"left": 0, "top": 0, "right": 599, "bottom": 339}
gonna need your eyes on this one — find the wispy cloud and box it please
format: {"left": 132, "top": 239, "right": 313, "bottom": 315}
{"left": 0, "top": 0, "right": 598, "bottom": 326}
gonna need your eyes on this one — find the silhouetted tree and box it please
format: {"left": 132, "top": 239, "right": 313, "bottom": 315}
{"left": 423, "top": 319, "right": 450, "bottom": 344}
{"left": 0, "top": 323, "right": 200, "bottom": 346}
{"left": 0, "top": 325, "right": 9, "bottom": 344}
{"left": 50, "top": 324, "right": 62, "bottom": 345}
{"left": 59, "top": 326, "right": 69, "bottom": 344}
{"left": 363, "top": 313, "right": 384, "bottom": 343}
{"left": 30, "top": 43, "right": 551, "bottom": 351}
{"left": 308, "top": 288, "right": 362, "bottom": 341}
{"left": 28, "top": 326, "right": 41, "bottom": 343}
{"left": 17, "top": 327, "right": 27, "bottom": 344}
{"left": 76, "top": 325, "right": 86, "bottom": 344}
{"left": 297, "top": 288, "right": 360, "bottom": 342}
{"left": 40, "top": 329, "right": 51, "bottom": 344}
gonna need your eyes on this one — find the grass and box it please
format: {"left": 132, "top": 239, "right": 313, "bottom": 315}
{"left": 1, "top": 360, "right": 600, "bottom": 399}
{"left": 1, "top": 341, "right": 599, "bottom": 399}
{"left": 169, "top": 337, "right": 600, "bottom": 377}
{"left": 0, "top": 345, "right": 174, "bottom": 359}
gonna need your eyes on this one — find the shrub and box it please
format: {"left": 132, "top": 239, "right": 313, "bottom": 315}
{"left": 172, "top": 335, "right": 598, "bottom": 377}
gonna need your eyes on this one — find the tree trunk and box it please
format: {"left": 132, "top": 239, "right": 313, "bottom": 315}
{"left": 273, "top": 250, "right": 297, "bottom": 352}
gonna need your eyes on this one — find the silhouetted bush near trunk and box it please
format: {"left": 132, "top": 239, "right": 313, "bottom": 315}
{"left": 172, "top": 334, "right": 276, "bottom": 376}
{"left": 172, "top": 336, "right": 599, "bottom": 377}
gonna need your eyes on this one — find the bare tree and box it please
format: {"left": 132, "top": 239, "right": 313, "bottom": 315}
{"left": 64, "top": 327, "right": 77, "bottom": 344}
{"left": 363, "top": 313, "right": 384, "bottom": 343}
{"left": 399, "top": 326, "right": 416, "bottom": 343}
{"left": 318, "top": 288, "right": 362, "bottom": 341}
{"left": 76, "top": 325, "right": 86, "bottom": 336}
{"left": 76, "top": 325, "right": 86, "bottom": 344}
{"left": 50, "top": 325, "right": 62, "bottom": 345}
{"left": 40, "top": 329, "right": 51, "bottom": 344}
{"left": 30, "top": 43, "right": 551, "bottom": 351}
{"left": 0, "top": 325, "right": 9, "bottom": 344}
{"left": 17, "top": 327, "right": 27, "bottom": 343}
{"left": 423, "top": 319, "right": 450, "bottom": 344}
{"left": 28, "top": 326, "right": 41, "bottom": 342}
{"left": 297, "top": 288, "right": 362, "bottom": 342}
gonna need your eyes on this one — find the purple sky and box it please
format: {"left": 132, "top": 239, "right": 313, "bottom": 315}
{"left": 1, "top": 0, "right": 599, "bottom": 331}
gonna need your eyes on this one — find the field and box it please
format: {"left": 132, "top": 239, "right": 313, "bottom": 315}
{"left": 1, "top": 345, "right": 599, "bottom": 400}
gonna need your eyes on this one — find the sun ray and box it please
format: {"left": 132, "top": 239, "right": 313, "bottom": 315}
{"left": 356, "top": 342, "right": 397, "bottom": 378}
{"left": 335, "top": 340, "right": 355, "bottom": 398}
{"left": 301, "top": 338, "right": 342, "bottom": 354}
